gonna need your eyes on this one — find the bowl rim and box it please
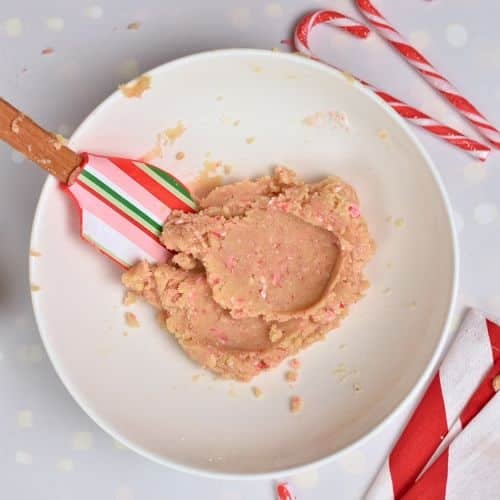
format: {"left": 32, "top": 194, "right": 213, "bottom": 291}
{"left": 30, "top": 48, "right": 459, "bottom": 480}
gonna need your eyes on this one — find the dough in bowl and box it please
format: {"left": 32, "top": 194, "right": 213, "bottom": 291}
{"left": 122, "top": 167, "right": 375, "bottom": 381}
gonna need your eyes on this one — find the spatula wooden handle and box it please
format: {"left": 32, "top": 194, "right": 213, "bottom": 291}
{"left": 0, "top": 97, "right": 82, "bottom": 184}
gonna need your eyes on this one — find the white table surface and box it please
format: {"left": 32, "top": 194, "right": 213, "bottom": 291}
{"left": 2, "top": 1, "right": 500, "bottom": 498}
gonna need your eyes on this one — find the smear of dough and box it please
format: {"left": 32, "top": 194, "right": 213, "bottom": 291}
{"left": 162, "top": 121, "right": 186, "bottom": 143}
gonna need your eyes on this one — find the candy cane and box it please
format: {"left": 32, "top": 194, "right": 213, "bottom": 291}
{"left": 294, "top": 10, "right": 490, "bottom": 161}
{"left": 355, "top": 0, "right": 500, "bottom": 148}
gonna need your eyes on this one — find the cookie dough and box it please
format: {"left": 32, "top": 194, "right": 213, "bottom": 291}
{"left": 122, "top": 167, "right": 375, "bottom": 381}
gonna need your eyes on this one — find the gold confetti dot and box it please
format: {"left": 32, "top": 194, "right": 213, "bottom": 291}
{"left": 29, "top": 249, "right": 41, "bottom": 257}
{"left": 30, "top": 284, "right": 40, "bottom": 292}
{"left": 286, "top": 370, "right": 298, "bottom": 383}
{"left": 56, "top": 458, "right": 73, "bottom": 472}
{"left": 71, "top": 431, "right": 93, "bottom": 450}
{"left": 216, "top": 95, "right": 223, "bottom": 101}
{"left": 245, "top": 136, "right": 255, "bottom": 144}
{"left": 5, "top": 18, "right": 23, "bottom": 37}
{"left": 17, "top": 410, "right": 33, "bottom": 428}
{"left": 84, "top": 6, "right": 103, "bottom": 19}
{"left": 15, "top": 451, "right": 32, "bottom": 464}
{"left": 46, "top": 17, "right": 64, "bottom": 32}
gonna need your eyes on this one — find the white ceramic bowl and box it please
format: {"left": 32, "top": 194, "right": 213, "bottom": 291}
{"left": 30, "top": 49, "right": 457, "bottom": 478}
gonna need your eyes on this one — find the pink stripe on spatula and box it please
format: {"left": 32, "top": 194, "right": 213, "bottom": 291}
{"left": 70, "top": 182, "right": 167, "bottom": 262}
{"left": 85, "top": 155, "right": 172, "bottom": 222}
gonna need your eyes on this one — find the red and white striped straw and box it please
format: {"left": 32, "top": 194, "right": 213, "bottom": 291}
{"left": 293, "top": 10, "right": 490, "bottom": 161}
{"left": 355, "top": 0, "right": 500, "bottom": 148}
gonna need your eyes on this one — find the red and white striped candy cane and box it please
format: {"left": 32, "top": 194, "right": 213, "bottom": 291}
{"left": 294, "top": 10, "right": 491, "bottom": 161}
{"left": 356, "top": 0, "right": 500, "bottom": 148}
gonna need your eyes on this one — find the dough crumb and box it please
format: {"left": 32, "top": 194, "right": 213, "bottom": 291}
{"left": 333, "top": 363, "right": 348, "bottom": 380}
{"left": 125, "top": 312, "right": 140, "bottom": 328}
{"left": 286, "top": 370, "right": 298, "bottom": 383}
{"left": 290, "top": 396, "right": 303, "bottom": 413}
{"left": 289, "top": 358, "right": 301, "bottom": 370}
{"left": 41, "top": 47, "right": 54, "bottom": 55}
{"left": 163, "top": 121, "right": 186, "bottom": 144}
{"left": 119, "top": 75, "right": 151, "bottom": 98}
{"left": 216, "top": 95, "right": 223, "bottom": 101}
{"left": 192, "top": 374, "right": 201, "bottom": 382}
{"left": 302, "top": 110, "right": 350, "bottom": 130}
{"left": 223, "top": 164, "right": 232, "bottom": 175}
{"left": 378, "top": 129, "right": 390, "bottom": 140}
{"left": 251, "top": 64, "right": 262, "bottom": 73}
{"left": 339, "top": 343, "right": 347, "bottom": 350}
{"left": 385, "top": 216, "right": 393, "bottom": 223}
{"left": 343, "top": 71, "right": 357, "bottom": 84}
{"left": 123, "top": 291, "right": 137, "bottom": 306}
{"left": 252, "top": 387, "right": 263, "bottom": 398}
{"left": 123, "top": 331, "right": 128, "bottom": 337}
{"left": 383, "top": 288, "right": 392, "bottom": 296}
{"left": 127, "top": 21, "right": 141, "bottom": 30}
{"left": 175, "top": 151, "right": 185, "bottom": 160}
{"left": 245, "top": 136, "right": 255, "bottom": 144}
{"left": 29, "top": 249, "right": 41, "bottom": 257}
{"left": 30, "top": 284, "right": 40, "bottom": 292}
{"left": 269, "top": 324, "right": 283, "bottom": 343}
{"left": 353, "top": 383, "right": 362, "bottom": 392}
{"left": 233, "top": 120, "right": 240, "bottom": 127}
{"left": 409, "top": 301, "right": 417, "bottom": 310}
{"left": 492, "top": 375, "right": 500, "bottom": 392}
{"left": 11, "top": 115, "right": 24, "bottom": 133}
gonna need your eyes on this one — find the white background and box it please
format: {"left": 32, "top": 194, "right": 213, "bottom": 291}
{"left": 1, "top": 1, "right": 500, "bottom": 498}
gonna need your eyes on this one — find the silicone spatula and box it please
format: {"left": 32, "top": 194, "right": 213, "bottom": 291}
{"left": 0, "top": 98, "right": 197, "bottom": 268}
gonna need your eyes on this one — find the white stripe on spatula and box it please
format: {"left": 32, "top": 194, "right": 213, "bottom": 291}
{"left": 81, "top": 211, "right": 168, "bottom": 265}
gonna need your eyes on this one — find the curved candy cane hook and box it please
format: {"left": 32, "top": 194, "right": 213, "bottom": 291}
{"left": 294, "top": 10, "right": 491, "bottom": 161}
{"left": 355, "top": 0, "right": 500, "bottom": 148}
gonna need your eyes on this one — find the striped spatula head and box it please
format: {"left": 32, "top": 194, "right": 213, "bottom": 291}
{"left": 66, "top": 154, "right": 197, "bottom": 268}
